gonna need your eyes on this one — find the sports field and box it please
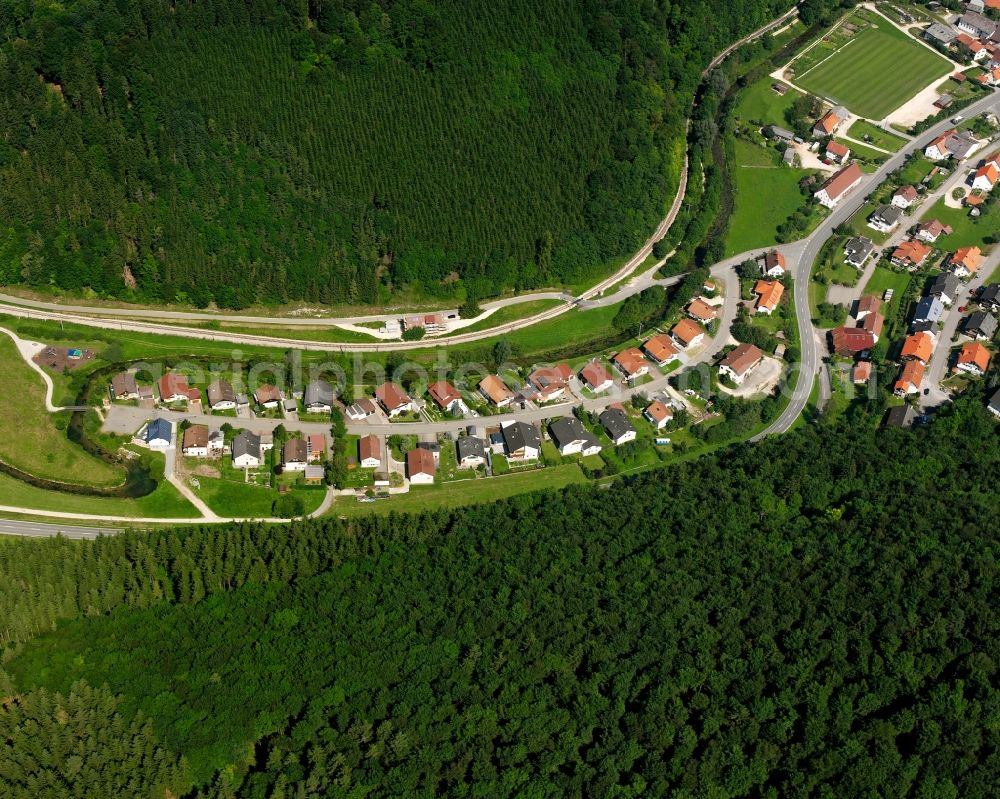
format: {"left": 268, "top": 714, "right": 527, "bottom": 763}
{"left": 795, "top": 24, "right": 951, "bottom": 119}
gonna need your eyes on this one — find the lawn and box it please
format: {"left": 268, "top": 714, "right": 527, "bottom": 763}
{"left": 834, "top": 137, "right": 888, "bottom": 165}
{"left": 192, "top": 476, "right": 325, "bottom": 518}
{"left": 733, "top": 76, "right": 802, "bottom": 128}
{"left": 863, "top": 266, "right": 912, "bottom": 317}
{"left": 921, "top": 197, "right": 1000, "bottom": 250}
{"left": 0, "top": 461, "right": 199, "bottom": 518}
{"left": 0, "top": 333, "right": 124, "bottom": 487}
{"left": 447, "top": 299, "right": 564, "bottom": 335}
{"left": 330, "top": 464, "right": 586, "bottom": 517}
{"left": 844, "top": 119, "right": 907, "bottom": 151}
{"left": 795, "top": 24, "right": 951, "bottom": 119}
{"left": 725, "top": 139, "right": 820, "bottom": 256}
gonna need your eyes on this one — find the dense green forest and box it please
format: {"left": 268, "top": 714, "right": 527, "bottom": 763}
{"left": 0, "top": 0, "right": 809, "bottom": 308}
{"left": 0, "top": 394, "right": 997, "bottom": 797}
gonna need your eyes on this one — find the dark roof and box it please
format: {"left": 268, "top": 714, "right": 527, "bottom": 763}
{"left": 502, "top": 421, "right": 540, "bottom": 453}
{"left": 549, "top": 417, "right": 590, "bottom": 449}
{"left": 980, "top": 283, "right": 1000, "bottom": 305}
{"left": 883, "top": 405, "right": 917, "bottom": 429}
{"left": 232, "top": 430, "right": 261, "bottom": 459}
{"left": 913, "top": 295, "right": 944, "bottom": 323}
{"left": 989, "top": 388, "right": 1000, "bottom": 414}
{"left": 599, "top": 407, "right": 636, "bottom": 441}
{"left": 844, "top": 236, "right": 874, "bottom": 260}
{"left": 304, "top": 380, "right": 334, "bottom": 407}
{"left": 111, "top": 372, "right": 137, "bottom": 397}
{"left": 964, "top": 311, "right": 998, "bottom": 338}
{"left": 145, "top": 417, "right": 172, "bottom": 443}
{"left": 870, "top": 204, "right": 901, "bottom": 226}
{"left": 283, "top": 438, "right": 308, "bottom": 464}
{"left": 207, "top": 379, "right": 235, "bottom": 406}
{"left": 456, "top": 436, "right": 486, "bottom": 462}
{"left": 930, "top": 272, "right": 960, "bottom": 299}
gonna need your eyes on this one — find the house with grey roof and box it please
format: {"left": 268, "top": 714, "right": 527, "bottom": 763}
{"left": 979, "top": 283, "right": 1000, "bottom": 312}
{"left": 232, "top": 430, "right": 262, "bottom": 469}
{"left": 599, "top": 407, "right": 637, "bottom": 446}
{"left": 844, "top": 236, "right": 874, "bottom": 268}
{"left": 883, "top": 405, "right": 918, "bottom": 429}
{"left": 988, "top": 388, "right": 1000, "bottom": 418}
{"left": 957, "top": 10, "right": 999, "bottom": 41}
{"left": 929, "top": 272, "right": 961, "bottom": 306}
{"left": 303, "top": 380, "right": 335, "bottom": 413}
{"left": 144, "top": 418, "right": 173, "bottom": 449}
{"left": 766, "top": 125, "right": 795, "bottom": 143}
{"left": 500, "top": 420, "right": 540, "bottom": 460}
{"left": 912, "top": 295, "right": 945, "bottom": 326}
{"left": 456, "top": 436, "right": 486, "bottom": 469}
{"left": 924, "top": 22, "right": 957, "bottom": 47}
{"left": 549, "top": 417, "right": 602, "bottom": 457}
{"left": 963, "top": 311, "right": 997, "bottom": 340}
{"left": 867, "top": 204, "right": 902, "bottom": 233}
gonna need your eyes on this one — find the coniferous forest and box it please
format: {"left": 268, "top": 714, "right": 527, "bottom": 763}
{"left": 0, "top": 0, "right": 807, "bottom": 308}
{"left": 0, "top": 397, "right": 997, "bottom": 797}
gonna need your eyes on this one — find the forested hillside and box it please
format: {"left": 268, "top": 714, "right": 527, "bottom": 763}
{"left": 0, "top": 0, "right": 801, "bottom": 308}
{"left": 0, "top": 397, "right": 997, "bottom": 797}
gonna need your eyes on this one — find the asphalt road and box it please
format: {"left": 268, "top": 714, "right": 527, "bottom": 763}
{"left": 0, "top": 519, "right": 120, "bottom": 539}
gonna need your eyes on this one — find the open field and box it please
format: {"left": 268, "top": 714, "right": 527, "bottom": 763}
{"left": 0, "top": 334, "right": 123, "bottom": 487}
{"left": 331, "top": 465, "right": 587, "bottom": 517}
{"left": 863, "top": 266, "right": 912, "bottom": 316}
{"left": 725, "top": 139, "right": 821, "bottom": 256}
{"left": 192, "top": 476, "right": 326, "bottom": 518}
{"left": 795, "top": 24, "right": 951, "bottom": 119}
{"left": 845, "top": 119, "right": 907, "bottom": 151}
{"left": 733, "top": 77, "right": 802, "bottom": 128}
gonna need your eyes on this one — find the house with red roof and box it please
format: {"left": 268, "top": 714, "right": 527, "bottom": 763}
{"left": 375, "top": 382, "right": 413, "bottom": 417}
{"left": 893, "top": 360, "right": 925, "bottom": 397}
{"left": 825, "top": 140, "right": 850, "bottom": 164}
{"left": 954, "top": 341, "right": 991, "bottom": 376}
{"left": 427, "top": 380, "right": 467, "bottom": 415}
{"left": 642, "top": 334, "right": 680, "bottom": 366}
{"left": 580, "top": 361, "right": 613, "bottom": 393}
{"left": 158, "top": 372, "right": 201, "bottom": 405}
{"left": 612, "top": 348, "right": 649, "bottom": 382}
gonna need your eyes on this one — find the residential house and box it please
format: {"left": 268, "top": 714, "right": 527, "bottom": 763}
{"left": 979, "top": 283, "right": 1000, "bottom": 312}
{"left": 855, "top": 295, "right": 882, "bottom": 320}
{"left": 303, "top": 465, "right": 325, "bottom": 485}
{"left": 642, "top": 334, "right": 680, "bottom": 366}
{"left": 826, "top": 140, "right": 850, "bottom": 164}
{"left": 988, "top": 387, "right": 1000, "bottom": 417}
{"left": 599, "top": 407, "right": 637, "bottom": 446}
{"left": 814, "top": 162, "right": 863, "bottom": 208}
{"left": 860, "top": 311, "right": 885, "bottom": 342}
{"left": 913, "top": 295, "right": 945, "bottom": 326}
{"left": 868, "top": 204, "right": 901, "bottom": 233}
{"left": 479, "top": 374, "right": 515, "bottom": 407}
{"left": 687, "top": 297, "right": 719, "bottom": 322}
{"left": 406, "top": 448, "right": 436, "bottom": 484}
{"left": 374, "top": 382, "right": 413, "bottom": 417}
{"left": 580, "top": 361, "right": 613, "bottom": 393}
{"left": 891, "top": 240, "right": 932, "bottom": 269}
{"left": 883, "top": 404, "right": 918, "bottom": 428}
{"left": 158, "top": 373, "right": 200, "bottom": 404}
{"left": 455, "top": 436, "right": 486, "bottom": 469}
{"left": 901, "top": 331, "right": 935, "bottom": 364}
{"left": 417, "top": 440, "right": 440, "bottom": 463}
{"left": 956, "top": 32, "right": 989, "bottom": 60}
{"left": 612, "top": 348, "right": 649, "bottom": 382}
{"left": 182, "top": 424, "right": 210, "bottom": 457}
{"left": 345, "top": 397, "right": 378, "bottom": 421}
{"left": 303, "top": 380, "right": 335, "bottom": 414}
{"left": 782, "top": 147, "right": 797, "bottom": 166}
{"left": 914, "top": 219, "right": 952, "bottom": 243}
{"left": 549, "top": 417, "right": 602, "bottom": 456}
{"left": 957, "top": 10, "right": 999, "bottom": 41}
{"left": 852, "top": 361, "right": 872, "bottom": 385}
{"left": 359, "top": 434, "right": 381, "bottom": 469}
{"left": 924, "top": 22, "right": 957, "bottom": 47}
{"left": 282, "top": 438, "right": 309, "bottom": 472}
{"left": 753, "top": 280, "right": 784, "bottom": 315}
{"left": 232, "top": 430, "right": 262, "bottom": 469}
{"left": 892, "top": 185, "right": 919, "bottom": 209}
{"left": 766, "top": 125, "right": 795, "bottom": 143}
{"left": 208, "top": 430, "right": 225, "bottom": 454}
{"left": 893, "top": 360, "right": 925, "bottom": 396}
{"left": 844, "top": 236, "right": 875, "bottom": 267}
{"left": 963, "top": 310, "right": 998, "bottom": 340}
{"left": 109, "top": 372, "right": 139, "bottom": 401}
{"left": 929, "top": 272, "right": 961, "bottom": 306}
{"left": 307, "top": 433, "right": 325, "bottom": 462}
{"left": 672, "top": 318, "right": 706, "bottom": 347}
{"left": 144, "top": 418, "right": 173, "bottom": 449}
{"left": 948, "top": 246, "right": 984, "bottom": 278}
{"left": 972, "top": 161, "right": 999, "bottom": 191}
{"left": 403, "top": 314, "right": 446, "bottom": 334}
{"left": 527, "top": 363, "right": 574, "bottom": 402}
{"left": 830, "top": 326, "right": 875, "bottom": 356}
{"left": 757, "top": 249, "right": 787, "bottom": 278}
{"left": 207, "top": 379, "right": 236, "bottom": 410}
{"left": 970, "top": 0, "right": 986, "bottom": 15}
{"left": 500, "top": 420, "right": 540, "bottom": 460}
{"left": 924, "top": 129, "right": 983, "bottom": 161}
{"left": 427, "top": 380, "right": 467, "bottom": 415}
{"left": 977, "top": 65, "right": 1000, "bottom": 86}
{"left": 812, "top": 109, "right": 843, "bottom": 138}
{"left": 719, "top": 343, "right": 763, "bottom": 385}
{"left": 644, "top": 400, "right": 674, "bottom": 430}
{"left": 955, "top": 341, "right": 991, "bottom": 375}
{"left": 254, "top": 384, "right": 282, "bottom": 408}
{"left": 282, "top": 397, "right": 298, "bottom": 416}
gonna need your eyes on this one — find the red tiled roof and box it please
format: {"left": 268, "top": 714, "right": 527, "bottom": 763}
{"left": 645, "top": 400, "right": 673, "bottom": 423}
{"left": 359, "top": 434, "right": 380, "bottom": 463}
{"left": 895, "top": 360, "right": 924, "bottom": 393}
{"left": 892, "top": 240, "right": 931, "bottom": 265}
{"left": 817, "top": 162, "right": 863, "bottom": 202}
{"left": 687, "top": 298, "right": 718, "bottom": 321}
{"left": 672, "top": 318, "right": 705, "bottom": 346}
{"left": 853, "top": 361, "right": 872, "bottom": 383}
{"left": 427, "top": 380, "right": 462, "bottom": 410}
{"left": 753, "top": 280, "right": 784, "bottom": 311}
{"left": 580, "top": 361, "right": 612, "bottom": 389}
{"left": 830, "top": 326, "right": 875, "bottom": 355}
{"left": 814, "top": 110, "right": 840, "bottom": 134}
{"left": 642, "top": 334, "right": 679, "bottom": 363}
{"left": 951, "top": 246, "right": 983, "bottom": 273}
{"left": 826, "top": 141, "right": 850, "bottom": 158}
{"left": 901, "top": 332, "right": 934, "bottom": 363}
{"left": 406, "top": 447, "right": 436, "bottom": 476}
{"left": 375, "top": 381, "right": 410, "bottom": 412}
{"left": 957, "top": 341, "right": 991, "bottom": 372}
{"left": 479, "top": 374, "right": 515, "bottom": 405}
{"left": 613, "top": 348, "right": 648, "bottom": 377}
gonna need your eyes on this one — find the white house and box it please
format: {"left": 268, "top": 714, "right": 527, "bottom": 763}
{"left": 814, "top": 162, "right": 863, "bottom": 208}
{"left": 144, "top": 418, "right": 173, "bottom": 449}
{"left": 232, "top": 430, "right": 262, "bottom": 469}
{"left": 549, "top": 417, "right": 602, "bottom": 457}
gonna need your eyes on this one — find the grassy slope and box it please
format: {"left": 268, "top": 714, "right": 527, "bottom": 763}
{"left": 0, "top": 334, "right": 122, "bottom": 487}
{"left": 796, "top": 24, "right": 951, "bottom": 118}
{"left": 922, "top": 197, "right": 1000, "bottom": 250}
{"left": 733, "top": 77, "right": 803, "bottom": 127}
{"left": 725, "top": 139, "right": 815, "bottom": 256}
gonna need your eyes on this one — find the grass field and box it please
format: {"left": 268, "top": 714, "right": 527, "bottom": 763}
{"left": 331, "top": 464, "right": 587, "bottom": 517}
{"left": 921, "top": 198, "right": 1000, "bottom": 250}
{"left": 795, "top": 24, "right": 951, "bottom": 119}
{"left": 863, "top": 266, "right": 913, "bottom": 317}
{"left": 0, "top": 334, "right": 124, "bottom": 487}
{"left": 844, "top": 119, "right": 908, "bottom": 151}
{"left": 733, "top": 77, "right": 803, "bottom": 128}
{"left": 725, "top": 139, "right": 820, "bottom": 256}
{"left": 834, "top": 137, "right": 888, "bottom": 165}
{"left": 192, "top": 476, "right": 325, "bottom": 518}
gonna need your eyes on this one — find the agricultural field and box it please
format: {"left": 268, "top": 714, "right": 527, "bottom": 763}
{"left": 725, "top": 139, "right": 821, "bottom": 256}
{"left": 792, "top": 19, "right": 951, "bottom": 119}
